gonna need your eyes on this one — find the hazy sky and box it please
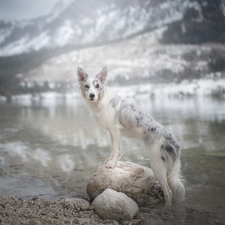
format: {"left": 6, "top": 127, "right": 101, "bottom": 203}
{"left": 0, "top": 0, "right": 59, "bottom": 21}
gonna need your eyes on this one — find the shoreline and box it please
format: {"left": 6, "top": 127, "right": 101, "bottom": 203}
{"left": 0, "top": 77, "right": 225, "bottom": 102}
{"left": 0, "top": 195, "right": 141, "bottom": 225}
{"left": 1, "top": 194, "right": 225, "bottom": 225}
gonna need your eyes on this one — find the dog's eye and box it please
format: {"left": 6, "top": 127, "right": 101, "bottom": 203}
{"left": 85, "top": 85, "right": 89, "bottom": 89}
{"left": 96, "top": 84, "right": 99, "bottom": 88}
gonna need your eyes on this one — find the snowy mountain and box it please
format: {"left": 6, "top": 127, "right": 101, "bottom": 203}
{"left": 0, "top": 0, "right": 203, "bottom": 57}
{"left": 23, "top": 27, "right": 225, "bottom": 84}
{"left": 0, "top": 0, "right": 225, "bottom": 100}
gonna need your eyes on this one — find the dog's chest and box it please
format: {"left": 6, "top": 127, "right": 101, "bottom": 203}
{"left": 91, "top": 105, "right": 116, "bottom": 129}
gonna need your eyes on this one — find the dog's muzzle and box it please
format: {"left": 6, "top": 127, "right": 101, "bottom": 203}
{"left": 89, "top": 93, "right": 95, "bottom": 101}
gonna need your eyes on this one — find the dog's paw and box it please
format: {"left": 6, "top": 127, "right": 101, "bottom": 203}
{"left": 104, "top": 157, "right": 113, "bottom": 164}
{"left": 105, "top": 160, "right": 116, "bottom": 169}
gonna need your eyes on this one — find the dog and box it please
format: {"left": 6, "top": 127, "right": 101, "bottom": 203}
{"left": 77, "top": 67, "right": 185, "bottom": 206}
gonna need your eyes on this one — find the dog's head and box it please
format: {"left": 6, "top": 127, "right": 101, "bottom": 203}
{"left": 77, "top": 67, "right": 107, "bottom": 102}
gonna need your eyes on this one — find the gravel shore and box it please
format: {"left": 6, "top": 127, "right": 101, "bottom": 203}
{"left": 1, "top": 195, "right": 224, "bottom": 225}
{"left": 0, "top": 195, "right": 141, "bottom": 225}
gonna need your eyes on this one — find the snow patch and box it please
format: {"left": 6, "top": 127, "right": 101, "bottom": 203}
{"left": 54, "top": 22, "right": 75, "bottom": 46}
{"left": 0, "top": 35, "right": 30, "bottom": 56}
{"left": 150, "top": 78, "right": 225, "bottom": 97}
{"left": 27, "top": 32, "right": 50, "bottom": 51}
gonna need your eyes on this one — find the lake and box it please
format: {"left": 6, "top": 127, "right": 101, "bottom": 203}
{"left": 0, "top": 92, "right": 225, "bottom": 223}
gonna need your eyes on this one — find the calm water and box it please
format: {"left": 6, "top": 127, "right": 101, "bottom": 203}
{"left": 0, "top": 94, "right": 225, "bottom": 221}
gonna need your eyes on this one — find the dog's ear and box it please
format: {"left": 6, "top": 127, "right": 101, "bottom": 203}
{"left": 77, "top": 67, "right": 88, "bottom": 84}
{"left": 96, "top": 67, "right": 107, "bottom": 84}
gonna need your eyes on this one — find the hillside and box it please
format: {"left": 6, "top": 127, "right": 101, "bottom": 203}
{"left": 0, "top": 0, "right": 225, "bottom": 99}
{"left": 0, "top": 0, "right": 191, "bottom": 57}
{"left": 23, "top": 27, "right": 225, "bottom": 84}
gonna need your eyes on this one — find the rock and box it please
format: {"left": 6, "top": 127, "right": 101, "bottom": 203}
{"left": 87, "top": 161, "right": 163, "bottom": 206}
{"left": 92, "top": 188, "right": 138, "bottom": 221}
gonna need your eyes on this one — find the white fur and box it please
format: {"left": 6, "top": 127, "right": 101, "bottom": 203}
{"left": 77, "top": 67, "right": 185, "bottom": 206}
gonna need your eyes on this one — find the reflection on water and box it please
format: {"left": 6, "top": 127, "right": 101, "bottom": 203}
{"left": 0, "top": 95, "right": 225, "bottom": 219}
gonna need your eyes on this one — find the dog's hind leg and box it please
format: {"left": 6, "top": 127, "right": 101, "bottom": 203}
{"left": 149, "top": 146, "right": 172, "bottom": 206}
{"left": 104, "top": 129, "right": 122, "bottom": 169}
{"left": 151, "top": 162, "right": 172, "bottom": 206}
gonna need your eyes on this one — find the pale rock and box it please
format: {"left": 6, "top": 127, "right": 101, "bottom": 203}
{"left": 92, "top": 188, "right": 138, "bottom": 220}
{"left": 87, "top": 161, "right": 163, "bottom": 206}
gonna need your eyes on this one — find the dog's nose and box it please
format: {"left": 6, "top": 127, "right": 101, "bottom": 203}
{"left": 89, "top": 93, "right": 95, "bottom": 99}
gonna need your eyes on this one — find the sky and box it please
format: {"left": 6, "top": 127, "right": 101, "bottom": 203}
{"left": 0, "top": 0, "right": 59, "bottom": 21}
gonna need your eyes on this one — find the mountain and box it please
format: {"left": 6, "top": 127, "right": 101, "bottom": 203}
{"left": 23, "top": 27, "right": 225, "bottom": 84}
{"left": 0, "top": 0, "right": 225, "bottom": 100}
{"left": 160, "top": 0, "right": 225, "bottom": 44}
{"left": 0, "top": 0, "right": 204, "bottom": 57}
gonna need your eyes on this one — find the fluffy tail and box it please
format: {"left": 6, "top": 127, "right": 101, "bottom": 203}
{"left": 167, "top": 160, "right": 185, "bottom": 204}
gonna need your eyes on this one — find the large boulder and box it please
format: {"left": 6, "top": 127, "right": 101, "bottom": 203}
{"left": 92, "top": 188, "right": 138, "bottom": 220}
{"left": 87, "top": 161, "right": 163, "bottom": 206}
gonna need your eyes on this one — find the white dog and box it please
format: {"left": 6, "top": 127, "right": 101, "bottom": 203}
{"left": 77, "top": 67, "right": 185, "bottom": 206}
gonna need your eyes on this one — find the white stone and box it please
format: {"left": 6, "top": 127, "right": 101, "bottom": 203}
{"left": 92, "top": 188, "right": 138, "bottom": 220}
{"left": 87, "top": 161, "right": 163, "bottom": 206}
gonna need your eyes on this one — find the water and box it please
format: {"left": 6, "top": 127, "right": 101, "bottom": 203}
{"left": 0, "top": 94, "right": 225, "bottom": 222}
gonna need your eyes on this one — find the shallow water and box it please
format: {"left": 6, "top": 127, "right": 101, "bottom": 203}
{"left": 0, "top": 94, "right": 225, "bottom": 222}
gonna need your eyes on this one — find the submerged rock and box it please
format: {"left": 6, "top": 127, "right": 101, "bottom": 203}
{"left": 92, "top": 188, "right": 138, "bottom": 220}
{"left": 87, "top": 161, "right": 163, "bottom": 206}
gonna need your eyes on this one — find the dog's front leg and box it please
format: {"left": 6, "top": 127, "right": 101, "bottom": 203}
{"left": 104, "top": 132, "right": 115, "bottom": 164}
{"left": 104, "top": 129, "right": 122, "bottom": 169}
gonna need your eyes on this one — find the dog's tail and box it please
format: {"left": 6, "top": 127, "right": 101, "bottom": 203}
{"left": 167, "top": 160, "right": 185, "bottom": 204}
